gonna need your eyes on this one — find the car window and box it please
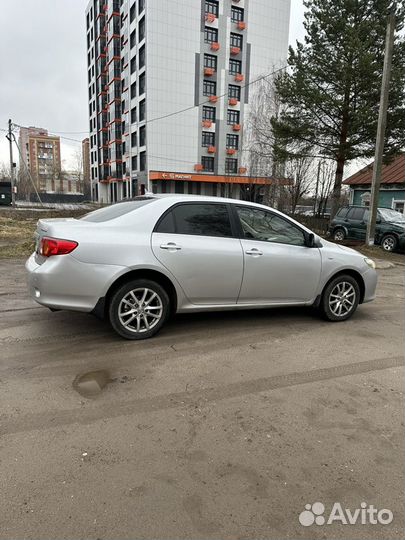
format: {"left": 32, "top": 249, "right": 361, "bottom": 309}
{"left": 347, "top": 207, "right": 366, "bottom": 220}
{"left": 81, "top": 198, "right": 155, "bottom": 222}
{"left": 236, "top": 206, "right": 305, "bottom": 246}
{"left": 336, "top": 207, "right": 349, "bottom": 218}
{"left": 157, "top": 203, "right": 233, "bottom": 237}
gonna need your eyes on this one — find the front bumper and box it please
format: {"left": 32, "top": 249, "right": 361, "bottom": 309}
{"left": 362, "top": 267, "right": 378, "bottom": 304}
{"left": 26, "top": 253, "right": 125, "bottom": 312}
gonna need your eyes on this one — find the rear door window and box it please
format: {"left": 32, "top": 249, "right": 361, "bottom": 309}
{"left": 156, "top": 203, "right": 233, "bottom": 238}
{"left": 347, "top": 207, "right": 366, "bottom": 220}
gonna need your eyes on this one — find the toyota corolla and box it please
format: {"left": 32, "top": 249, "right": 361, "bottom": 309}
{"left": 26, "top": 195, "right": 377, "bottom": 339}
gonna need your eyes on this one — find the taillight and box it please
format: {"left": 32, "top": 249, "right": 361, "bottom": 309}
{"left": 40, "top": 237, "right": 78, "bottom": 257}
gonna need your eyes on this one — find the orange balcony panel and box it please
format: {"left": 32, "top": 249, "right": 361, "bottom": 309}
{"left": 227, "top": 148, "right": 237, "bottom": 155}
{"left": 207, "top": 146, "right": 216, "bottom": 154}
{"left": 229, "top": 97, "right": 238, "bottom": 106}
{"left": 209, "top": 95, "right": 218, "bottom": 103}
{"left": 230, "top": 46, "right": 241, "bottom": 55}
{"left": 237, "top": 21, "right": 246, "bottom": 30}
{"left": 239, "top": 167, "right": 247, "bottom": 174}
{"left": 232, "top": 123, "right": 241, "bottom": 131}
{"left": 235, "top": 73, "right": 244, "bottom": 82}
{"left": 202, "top": 120, "right": 213, "bottom": 128}
{"left": 205, "top": 13, "right": 216, "bottom": 23}
{"left": 204, "top": 67, "right": 215, "bottom": 76}
{"left": 194, "top": 164, "right": 204, "bottom": 172}
{"left": 211, "top": 42, "right": 220, "bottom": 51}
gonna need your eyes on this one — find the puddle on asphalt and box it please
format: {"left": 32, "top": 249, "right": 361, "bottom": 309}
{"left": 73, "top": 370, "right": 111, "bottom": 398}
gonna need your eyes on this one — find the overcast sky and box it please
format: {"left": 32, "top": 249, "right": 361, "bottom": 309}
{"left": 0, "top": 0, "right": 306, "bottom": 169}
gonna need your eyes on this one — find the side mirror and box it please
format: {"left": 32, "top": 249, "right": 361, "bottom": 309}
{"left": 305, "top": 232, "right": 315, "bottom": 248}
{"left": 376, "top": 217, "right": 381, "bottom": 224}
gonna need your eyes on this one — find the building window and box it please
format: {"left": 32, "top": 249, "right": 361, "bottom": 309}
{"left": 231, "top": 6, "right": 244, "bottom": 22}
{"left": 201, "top": 156, "right": 214, "bottom": 172}
{"left": 228, "top": 84, "right": 241, "bottom": 100}
{"left": 139, "top": 99, "right": 146, "bottom": 121}
{"left": 226, "top": 134, "right": 239, "bottom": 149}
{"left": 225, "top": 158, "right": 238, "bottom": 174}
{"left": 205, "top": 0, "right": 219, "bottom": 16}
{"left": 131, "top": 107, "right": 137, "bottom": 123}
{"left": 204, "top": 27, "right": 218, "bottom": 44}
{"left": 130, "top": 56, "right": 136, "bottom": 74}
{"left": 202, "top": 131, "right": 215, "bottom": 147}
{"left": 140, "top": 151, "right": 146, "bottom": 171}
{"left": 139, "top": 125, "right": 146, "bottom": 146}
{"left": 229, "top": 59, "right": 242, "bottom": 74}
{"left": 230, "top": 32, "right": 243, "bottom": 50}
{"left": 130, "top": 29, "right": 136, "bottom": 48}
{"left": 138, "top": 0, "right": 145, "bottom": 14}
{"left": 202, "top": 106, "right": 216, "bottom": 121}
{"left": 131, "top": 155, "right": 138, "bottom": 170}
{"left": 139, "top": 72, "right": 146, "bottom": 94}
{"left": 227, "top": 109, "right": 240, "bottom": 125}
{"left": 130, "top": 81, "right": 137, "bottom": 98}
{"left": 203, "top": 80, "right": 216, "bottom": 96}
{"left": 139, "top": 45, "right": 145, "bottom": 68}
{"left": 130, "top": 3, "right": 136, "bottom": 22}
{"left": 131, "top": 131, "right": 137, "bottom": 147}
{"left": 204, "top": 54, "right": 217, "bottom": 70}
{"left": 139, "top": 17, "right": 145, "bottom": 41}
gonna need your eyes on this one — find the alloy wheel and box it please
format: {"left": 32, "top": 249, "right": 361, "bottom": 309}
{"left": 382, "top": 236, "right": 396, "bottom": 252}
{"left": 328, "top": 281, "right": 356, "bottom": 317}
{"left": 118, "top": 287, "right": 163, "bottom": 333}
{"left": 333, "top": 230, "right": 345, "bottom": 241}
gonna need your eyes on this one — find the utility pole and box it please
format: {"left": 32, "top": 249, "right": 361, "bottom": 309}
{"left": 7, "top": 119, "right": 16, "bottom": 207}
{"left": 366, "top": 13, "right": 396, "bottom": 246}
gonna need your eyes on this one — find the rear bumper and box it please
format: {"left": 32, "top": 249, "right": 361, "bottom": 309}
{"left": 25, "top": 253, "right": 125, "bottom": 312}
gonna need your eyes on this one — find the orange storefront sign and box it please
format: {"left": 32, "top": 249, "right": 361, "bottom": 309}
{"left": 149, "top": 171, "right": 289, "bottom": 186}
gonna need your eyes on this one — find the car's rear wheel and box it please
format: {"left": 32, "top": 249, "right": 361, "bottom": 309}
{"left": 109, "top": 279, "right": 170, "bottom": 339}
{"left": 381, "top": 234, "right": 397, "bottom": 252}
{"left": 320, "top": 274, "right": 360, "bottom": 322}
{"left": 333, "top": 228, "right": 346, "bottom": 241}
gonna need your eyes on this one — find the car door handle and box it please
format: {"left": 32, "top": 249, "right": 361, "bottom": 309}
{"left": 160, "top": 242, "right": 181, "bottom": 251}
{"left": 246, "top": 248, "right": 263, "bottom": 256}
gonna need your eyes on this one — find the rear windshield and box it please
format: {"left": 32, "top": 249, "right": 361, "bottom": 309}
{"left": 81, "top": 198, "right": 156, "bottom": 223}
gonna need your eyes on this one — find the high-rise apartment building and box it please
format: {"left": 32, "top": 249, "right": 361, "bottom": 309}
{"left": 86, "top": 0, "right": 291, "bottom": 204}
{"left": 18, "top": 126, "right": 62, "bottom": 192}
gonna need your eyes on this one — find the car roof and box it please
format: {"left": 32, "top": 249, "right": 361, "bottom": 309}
{"left": 139, "top": 193, "right": 275, "bottom": 209}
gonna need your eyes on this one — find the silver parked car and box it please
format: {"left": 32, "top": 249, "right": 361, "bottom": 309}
{"left": 26, "top": 195, "right": 378, "bottom": 339}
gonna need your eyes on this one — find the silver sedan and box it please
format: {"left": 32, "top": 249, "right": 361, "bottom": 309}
{"left": 26, "top": 195, "right": 378, "bottom": 339}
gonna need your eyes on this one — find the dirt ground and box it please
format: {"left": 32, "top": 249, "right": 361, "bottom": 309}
{"left": 0, "top": 257, "right": 403, "bottom": 540}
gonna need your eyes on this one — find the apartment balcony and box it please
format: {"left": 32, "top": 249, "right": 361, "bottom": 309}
{"left": 227, "top": 148, "right": 237, "bottom": 155}
{"left": 204, "top": 67, "right": 215, "bottom": 76}
{"left": 207, "top": 146, "right": 216, "bottom": 154}
{"left": 194, "top": 164, "right": 203, "bottom": 172}
{"left": 205, "top": 13, "right": 216, "bottom": 23}
{"left": 234, "top": 73, "right": 244, "bottom": 82}
{"left": 230, "top": 46, "right": 241, "bottom": 55}
{"left": 229, "top": 97, "right": 239, "bottom": 106}
{"left": 210, "top": 42, "right": 220, "bottom": 51}
{"left": 232, "top": 124, "right": 241, "bottom": 131}
{"left": 208, "top": 95, "right": 218, "bottom": 103}
{"left": 237, "top": 21, "right": 247, "bottom": 30}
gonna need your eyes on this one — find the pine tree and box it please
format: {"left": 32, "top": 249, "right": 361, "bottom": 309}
{"left": 271, "top": 0, "right": 405, "bottom": 217}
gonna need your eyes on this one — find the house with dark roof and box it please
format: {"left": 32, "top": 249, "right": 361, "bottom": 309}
{"left": 343, "top": 154, "right": 405, "bottom": 215}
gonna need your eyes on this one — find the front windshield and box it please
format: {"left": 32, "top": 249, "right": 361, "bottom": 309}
{"left": 378, "top": 208, "right": 405, "bottom": 223}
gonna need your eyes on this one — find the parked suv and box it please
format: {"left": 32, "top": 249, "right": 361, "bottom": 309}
{"left": 330, "top": 205, "right": 405, "bottom": 252}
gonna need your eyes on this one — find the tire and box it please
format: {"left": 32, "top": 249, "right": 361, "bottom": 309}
{"left": 333, "top": 228, "right": 346, "bottom": 242}
{"left": 109, "top": 279, "right": 170, "bottom": 340}
{"left": 320, "top": 274, "right": 360, "bottom": 322}
{"left": 381, "top": 234, "right": 397, "bottom": 252}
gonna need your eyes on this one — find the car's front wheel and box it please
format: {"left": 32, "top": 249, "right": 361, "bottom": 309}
{"left": 109, "top": 279, "right": 170, "bottom": 339}
{"left": 320, "top": 274, "right": 360, "bottom": 322}
{"left": 381, "top": 234, "right": 397, "bottom": 252}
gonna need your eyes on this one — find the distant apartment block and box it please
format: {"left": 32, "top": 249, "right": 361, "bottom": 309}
{"left": 18, "top": 126, "right": 62, "bottom": 192}
{"left": 86, "top": 0, "right": 291, "bottom": 203}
